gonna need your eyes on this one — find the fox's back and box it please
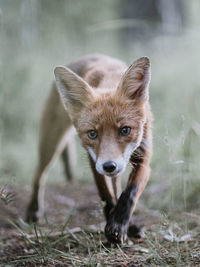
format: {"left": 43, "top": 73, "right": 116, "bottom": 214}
{"left": 67, "top": 54, "right": 127, "bottom": 89}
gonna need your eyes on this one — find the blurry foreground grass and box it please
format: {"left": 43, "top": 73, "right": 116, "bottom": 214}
{"left": 1, "top": 212, "right": 200, "bottom": 266}
{"left": 1, "top": 182, "right": 200, "bottom": 266}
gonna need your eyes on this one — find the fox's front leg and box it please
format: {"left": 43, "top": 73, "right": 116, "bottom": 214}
{"left": 89, "top": 157, "right": 120, "bottom": 220}
{"left": 105, "top": 160, "right": 151, "bottom": 244}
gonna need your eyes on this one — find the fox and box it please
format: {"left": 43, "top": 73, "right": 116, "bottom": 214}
{"left": 26, "top": 54, "right": 152, "bottom": 244}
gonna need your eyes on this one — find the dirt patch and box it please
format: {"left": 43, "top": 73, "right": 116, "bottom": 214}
{"left": 0, "top": 183, "right": 200, "bottom": 266}
{"left": 0, "top": 183, "right": 103, "bottom": 229}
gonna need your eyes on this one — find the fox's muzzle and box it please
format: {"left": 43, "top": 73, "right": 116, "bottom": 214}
{"left": 96, "top": 157, "right": 125, "bottom": 177}
{"left": 103, "top": 161, "right": 117, "bottom": 173}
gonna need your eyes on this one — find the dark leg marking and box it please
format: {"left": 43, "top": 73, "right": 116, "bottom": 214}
{"left": 104, "top": 201, "right": 115, "bottom": 221}
{"left": 26, "top": 198, "right": 39, "bottom": 223}
{"left": 127, "top": 222, "right": 141, "bottom": 239}
{"left": 105, "top": 184, "right": 138, "bottom": 244}
{"left": 61, "top": 148, "right": 73, "bottom": 181}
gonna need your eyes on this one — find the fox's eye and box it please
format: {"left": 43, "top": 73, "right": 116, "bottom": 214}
{"left": 119, "top": 126, "right": 131, "bottom": 136}
{"left": 87, "top": 130, "right": 98, "bottom": 140}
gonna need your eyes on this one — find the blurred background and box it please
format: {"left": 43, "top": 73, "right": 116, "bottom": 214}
{"left": 0, "top": 0, "right": 200, "bottom": 212}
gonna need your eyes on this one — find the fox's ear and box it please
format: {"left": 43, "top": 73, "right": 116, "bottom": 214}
{"left": 117, "top": 57, "right": 151, "bottom": 102}
{"left": 54, "top": 66, "right": 94, "bottom": 114}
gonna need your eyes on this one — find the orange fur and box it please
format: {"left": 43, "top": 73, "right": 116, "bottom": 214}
{"left": 26, "top": 54, "right": 153, "bottom": 244}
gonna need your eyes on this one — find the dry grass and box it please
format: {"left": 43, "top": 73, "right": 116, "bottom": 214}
{"left": 0, "top": 184, "right": 200, "bottom": 266}
{"left": 1, "top": 213, "right": 200, "bottom": 267}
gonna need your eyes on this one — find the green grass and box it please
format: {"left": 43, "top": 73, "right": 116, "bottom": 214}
{"left": 1, "top": 212, "right": 199, "bottom": 266}
{"left": 0, "top": 0, "right": 200, "bottom": 213}
{"left": 0, "top": 184, "right": 14, "bottom": 204}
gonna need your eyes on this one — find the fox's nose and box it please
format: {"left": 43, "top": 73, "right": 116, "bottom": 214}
{"left": 103, "top": 161, "right": 117, "bottom": 173}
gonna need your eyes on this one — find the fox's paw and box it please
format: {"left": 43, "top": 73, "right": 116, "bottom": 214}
{"left": 26, "top": 209, "right": 38, "bottom": 223}
{"left": 128, "top": 223, "right": 141, "bottom": 239}
{"left": 105, "top": 221, "right": 129, "bottom": 244}
{"left": 26, "top": 202, "right": 40, "bottom": 223}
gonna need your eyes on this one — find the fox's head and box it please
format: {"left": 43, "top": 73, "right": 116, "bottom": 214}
{"left": 54, "top": 57, "right": 151, "bottom": 177}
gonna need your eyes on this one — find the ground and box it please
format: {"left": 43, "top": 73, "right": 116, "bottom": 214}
{"left": 0, "top": 183, "right": 200, "bottom": 266}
